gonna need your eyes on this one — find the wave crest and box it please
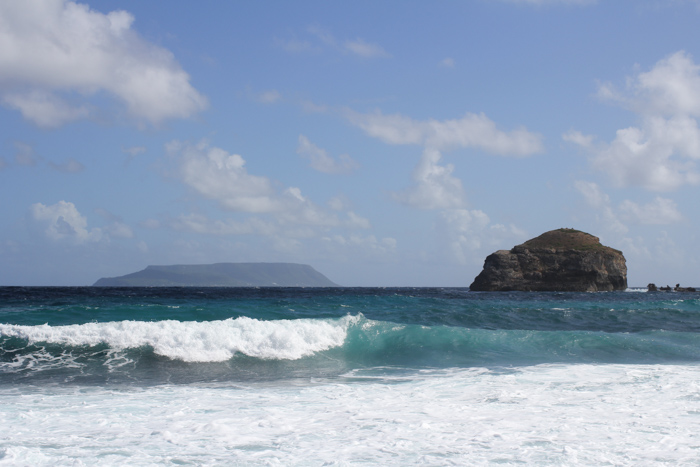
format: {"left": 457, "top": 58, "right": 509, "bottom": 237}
{"left": 0, "top": 315, "right": 361, "bottom": 362}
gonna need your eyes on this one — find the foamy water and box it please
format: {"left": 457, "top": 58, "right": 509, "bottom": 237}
{"left": 2, "top": 363, "right": 700, "bottom": 465}
{"left": 5, "top": 287, "right": 700, "bottom": 465}
{"left": 0, "top": 315, "right": 357, "bottom": 362}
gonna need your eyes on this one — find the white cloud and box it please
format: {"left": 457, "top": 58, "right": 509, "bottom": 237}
{"left": 440, "top": 57, "right": 456, "bottom": 68}
{"left": 167, "top": 140, "right": 371, "bottom": 230}
{"left": 393, "top": 148, "right": 466, "bottom": 210}
{"left": 629, "top": 51, "right": 700, "bottom": 117}
{"left": 436, "top": 209, "right": 526, "bottom": 265}
{"left": 347, "top": 110, "right": 541, "bottom": 211}
{"left": 343, "top": 38, "right": 390, "bottom": 58}
{"left": 580, "top": 52, "right": 700, "bottom": 192}
{"left": 562, "top": 129, "right": 594, "bottom": 148}
{"left": 574, "top": 180, "right": 628, "bottom": 234}
{"left": 347, "top": 110, "right": 543, "bottom": 155}
{"left": 168, "top": 140, "right": 278, "bottom": 213}
{"left": 327, "top": 196, "right": 347, "bottom": 211}
{"left": 590, "top": 116, "right": 700, "bottom": 191}
{"left": 14, "top": 142, "right": 40, "bottom": 166}
{"left": 574, "top": 180, "right": 610, "bottom": 209}
{"left": 49, "top": 158, "right": 84, "bottom": 173}
{"left": 3, "top": 91, "right": 89, "bottom": 128}
{"left": 257, "top": 90, "right": 282, "bottom": 104}
{"left": 297, "top": 135, "right": 360, "bottom": 174}
{"left": 307, "top": 26, "right": 336, "bottom": 47}
{"left": 280, "top": 26, "right": 389, "bottom": 59}
{"left": 619, "top": 197, "right": 684, "bottom": 225}
{"left": 30, "top": 200, "right": 102, "bottom": 243}
{"left": 0, "top": 0, "right": 207, "bottom": 127}
{"left": 575, "top": 180, "right": 683, "bottom": 231}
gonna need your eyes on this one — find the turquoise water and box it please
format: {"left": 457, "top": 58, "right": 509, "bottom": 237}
{"left": 3, "top": 287, "right": 700, "bottom": 464}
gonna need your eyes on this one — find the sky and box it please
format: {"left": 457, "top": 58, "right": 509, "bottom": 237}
{"left": 2, "top": 0, "right": 700, "bottom": 287}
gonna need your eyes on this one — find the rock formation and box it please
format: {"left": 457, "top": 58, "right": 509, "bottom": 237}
{"left": 648, "top": 283, "right": 697, "bottom": 292}
{"left": 469, "top": 229, "right": 627, "bottom": 292}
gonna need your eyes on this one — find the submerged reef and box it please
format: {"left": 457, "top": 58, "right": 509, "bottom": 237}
{"left": 470, "top": 228, "right": 627, "bottom": 292}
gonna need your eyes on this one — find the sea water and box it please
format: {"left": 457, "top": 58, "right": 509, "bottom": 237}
{"left": 2, "top": 287, "right": 700, "bottom": 465}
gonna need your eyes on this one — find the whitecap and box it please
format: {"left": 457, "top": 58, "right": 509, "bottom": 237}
{"left": 0, "top": 315, "right": 362, "bottom": 362}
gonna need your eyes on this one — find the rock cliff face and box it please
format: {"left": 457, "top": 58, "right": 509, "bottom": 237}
{"left": 469, "top": 229, "right": 627, "bottom": 292}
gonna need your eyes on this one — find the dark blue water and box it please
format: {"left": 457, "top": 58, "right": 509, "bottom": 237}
{"left": 2, "top": 287, "right": 700, "bottom": 386}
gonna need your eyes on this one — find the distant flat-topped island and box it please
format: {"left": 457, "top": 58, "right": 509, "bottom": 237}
{"left": 93, "top": 263, "right": 339, "bottom": 287}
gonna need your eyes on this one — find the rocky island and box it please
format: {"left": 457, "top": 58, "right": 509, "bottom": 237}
{"left": 469, "top": 229, "right": 627, "bottom": 292}
{"left": 93, "top": 262, "right": 339, "bottom": 287}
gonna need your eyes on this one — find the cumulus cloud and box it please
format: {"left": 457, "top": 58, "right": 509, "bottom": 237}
{"left": 393, "top": 148, "right": 466, "bottom": 210}
{"left": 30, "top": 200, "right": 102, "bottom": 243}
{"left": 347, "top": 110, "right": 543, "bottom": 156}
{"left": 574, "top": 180, "right": 628, "bottom": 234}
{"left": 167, "top": 140, "right": 278, "bottom": 213}
{"left": 601, "top": 51, "right": 700, "bottom": 117}
{"left": 574, "top": 51, "right": 700, "bottom": 192}
{"left": 346, "top": 109, "right": 541, "bottom": 211}
{"left": 167, "top": 140, "right": 371, "bottom": 230}
{"left": 590, "top": 116, "right": 700, "bottom": 191}
{"left": 297, "top": 135, "right": 360, "bottom": 174}
{"left": 436, "top": 209, "right": 527, "bottom": 264}
{"left": 0, "top": 0, "right": 207, "bottom": 127}
{"left": 574, "top": 180, "right": 683, "bottom": 233}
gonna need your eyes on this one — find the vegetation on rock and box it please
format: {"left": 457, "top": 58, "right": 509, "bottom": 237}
{"left": 520, "top": 228, "right": 619, "bottom": 253}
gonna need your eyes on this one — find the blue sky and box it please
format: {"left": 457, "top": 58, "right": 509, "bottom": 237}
{"left": 2, "top": 0, "right": 700, "bottom": 286}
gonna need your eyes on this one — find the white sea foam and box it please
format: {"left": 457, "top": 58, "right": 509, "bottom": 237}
{"left": 2, "top": 363, "right": 700, "bottom": 465}
{"left": 0, "top": 315, "right": 359, "bottom": 362}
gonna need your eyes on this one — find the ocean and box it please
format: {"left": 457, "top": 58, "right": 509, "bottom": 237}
{"left": 2, "top": 286, "right": 700, "bottom": 465}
